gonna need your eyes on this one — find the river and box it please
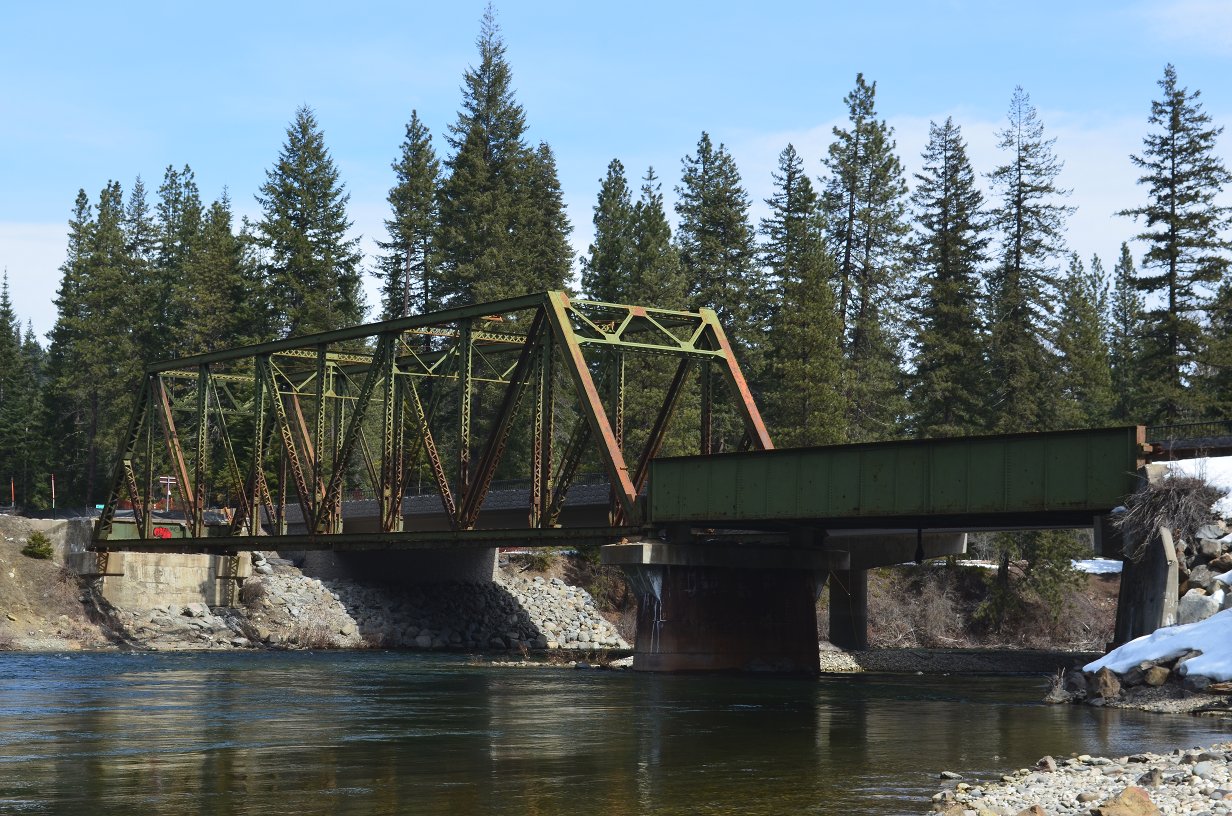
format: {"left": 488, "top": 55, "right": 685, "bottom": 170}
{"left": 0, "top": 651, "right": 1229, "bottom": 815}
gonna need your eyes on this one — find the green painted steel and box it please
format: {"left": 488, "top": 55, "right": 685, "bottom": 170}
{"left": 648, "top": 426, "right": 1145, "bottom": 527}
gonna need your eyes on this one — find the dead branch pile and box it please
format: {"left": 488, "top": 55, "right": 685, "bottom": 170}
{"left": 1115, "top": 473, "right": 1226, "bottom": 564}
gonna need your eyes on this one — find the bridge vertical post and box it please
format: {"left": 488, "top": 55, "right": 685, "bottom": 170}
{"left": 700, "top": 361, "right": 713, "bottom": 455}
{"left": 458, "top": 322, "right": 473, "bottom": 492}
{"left": 1113, "top": 526, "right": 1179, "bottom": 646}
{"left": 191, "top": 365, "right": 210, "bottom": 538}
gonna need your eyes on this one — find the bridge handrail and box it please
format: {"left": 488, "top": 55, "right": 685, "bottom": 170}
{"left": 1146, "top": 420, "right": 1232, "bottom": 443}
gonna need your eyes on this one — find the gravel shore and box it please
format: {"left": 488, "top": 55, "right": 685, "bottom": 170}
{"left": 930, "top": 742, "right": 1232, "bottom": 815}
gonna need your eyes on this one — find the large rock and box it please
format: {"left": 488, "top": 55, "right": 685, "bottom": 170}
{"left": 1188, "top": 564, "right": 1213, "bottom": 591}
{"left": 182, "top": 602, "right": 210, "bottom": 618}
{"left": 1094, "top": 786, "right": 1160, "bottom": 816}
{"left": 1198, "top": 538, "right": 1223, "bottom": 560}
{"left": 1093, "top": 667, "right": 1122, "bottom": 700}
{"left": 1143, "top": 666, "right": 1169, "bottom": 687}
{"left": 1177, "top": 588, "right": 1220, "bottom": 624}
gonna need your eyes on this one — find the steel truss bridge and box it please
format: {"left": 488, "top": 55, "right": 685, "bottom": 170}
{"left": 92, "top": 290, "right": 1232, "bottom": 561}
{"left": 93, "top": 292, "right": 769, "bottom": 554}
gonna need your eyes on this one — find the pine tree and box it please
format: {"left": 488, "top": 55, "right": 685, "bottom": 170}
{"left": 908, "top": 118, "right": 990, "bottom": 437}
{"left": 821, "top": 74, "right": 910, "bottom": 441}
{"left": 1205, "top": 281, "right": 1232, "bottom": 416}
{"left": 985, "top": 87, "right": 1073, "bottom": 433}
{"left": 256, "top": 106, "right": 363, "bottom": 336}
{"left": 438, "top": 6, "right": 571, "bottom": 305}
{"left": 630, "top": 168, "right": 686, "bottom": 308}
{"left": 154, "top": 165, "right": 203, "bottom": 355}
{"left": 1055, "top": 254, "right": 1114, "bottom": 428}
{"left": 1121, "top": 64, "right": 1232, "bottom": 422}
{"left": 0, "top": 274, "right": 24, "bottom": 505}
{"left": 517, "top": 142, "right": 573, "bottom": 292}
{"left": 760, "top": 144, "right": 846, "bottom": 446}
{"left": 582, "top": 159, "right": 637, "bottom": 302}
{"left": 177, "top": 194, "right": 261, "bottom": 353}
{"left": 1108, "top": 243, "right": 1145, "bottom": 421}
{"left": 377, "top": 110, "right": 441, "bottom": 320}
{"left": 43, "top": 191, "right": 93, "bottom": 504}
{"left": 16, "top": 322, "right": 48, "bottom": 506}
{"left": 676, "top": 132, "right": 762, "bottom": 355}
{"left": 44, "top": 182, "right": 142, "bottom": 503}
{"left": 123, "top": 176, "right": 164, "bottom": 364}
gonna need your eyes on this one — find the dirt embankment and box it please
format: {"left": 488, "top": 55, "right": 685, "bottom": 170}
{"left": 0, "top": 515, "right": 111, "bottom": 650}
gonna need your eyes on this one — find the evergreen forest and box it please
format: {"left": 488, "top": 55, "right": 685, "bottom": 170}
{"left": 2, "top": 13, "right": 1230, "bottom": 513}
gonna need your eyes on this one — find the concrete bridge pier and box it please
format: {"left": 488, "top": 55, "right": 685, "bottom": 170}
{"left": 602, "top": 541, "right": 833, "bottom": 675}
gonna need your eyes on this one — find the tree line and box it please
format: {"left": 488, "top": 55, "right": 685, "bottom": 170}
{"left": 1, "top": 10, "right": 1229, "bottom": 511}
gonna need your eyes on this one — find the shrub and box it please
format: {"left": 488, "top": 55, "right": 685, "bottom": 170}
{"left": 21, "top": 531, "right": 54, "bottom": 560}
{"left": 513, "top": 549, "right": 556, "bottom": 573}
{"left": 239, "top": 579, "right": 267, "bottom": 610}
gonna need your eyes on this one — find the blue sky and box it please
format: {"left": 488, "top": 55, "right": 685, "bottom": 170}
{"left": 4, "top": 0, "right": 1232, "bottom": 340}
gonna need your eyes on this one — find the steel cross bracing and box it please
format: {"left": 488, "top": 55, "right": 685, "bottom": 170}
{"left": 92, "top": 292, "right": 772, "bottom": 554}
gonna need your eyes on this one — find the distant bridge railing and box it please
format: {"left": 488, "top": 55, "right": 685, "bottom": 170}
{"left": 1145, "top": 421, "right": 1232, "bottom": 459}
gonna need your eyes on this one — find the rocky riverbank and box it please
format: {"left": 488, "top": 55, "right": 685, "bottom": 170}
{"left": 819, "top": 646, "right": 1102, "bottom": 676}
{"left": 96, "top": 552, "right": 630, "bottom": 654}
{"left": 930, "top": 743, "right": 1232, "bottom": 815}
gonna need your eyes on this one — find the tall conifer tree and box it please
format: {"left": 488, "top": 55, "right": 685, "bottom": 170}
{"left": 1055, "top": 254, "right": 1114, "bottom": 427}
{"left": 177, "top": 194, "right": 260, "bottom": 352}
{"left": 256, "top": 106, "right": 363, "bottom": 336}
{"left": 760, "top": 144, "right": 846, "bottom": 445}
{"left": 16, "top": 322, "right": 47, "bottom": 506}
{"left": 909, "top": 118, "right": 989, "bottom": 437}
{"left": 0, "top": 275, "right": 25, "bottom": 504}
{"left": 518, "top": 142, "right": 573, "bottom": 291}
{"left": 582, "top": 159, "right": 637, "bottom": 302}
{"left": 43, "top": 191, "right": 93, "bottom": 504}
{"left": 985, "top": 87, "right": 1072, "bottom": 433}
{"left": 1204, "top": 281, "right": 1232, "bottom": 415}
{"left": 821, "top": 74, "right": 910, "bottom": 440}
{"left": 631, "top": 168, "right": 685, "bottom": 308}
{"left": 437, "top": 7, "right": 569, "bottom": 304}
{"left": 1120, "top": 64, "right": 1232, "bottom": 422}
{"left": 378, "top": 110, "right": 441, "bottom": 320}
{"left": 1108, "top": 243, "right": 1145, "bottom": 421}
{"left": 676, "top": 132, "right": 765, "bottom": 449}
{"left": 675, "top": 132, "right": 761, "bottom": 354}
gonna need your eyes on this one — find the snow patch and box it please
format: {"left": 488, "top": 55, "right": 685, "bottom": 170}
{"left": 1084, "top": 607, "right": 1232, "bottom": 682}
{"left": 1161, "top": 457, "right": 1232, "bottom": 516}
{"left": 1072, "top": 558, "right": 1122, "bottom": 574}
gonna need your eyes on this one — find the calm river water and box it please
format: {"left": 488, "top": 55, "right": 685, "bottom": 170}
{"left": 1, "top": 651, "right": 1230, "bottom": 815}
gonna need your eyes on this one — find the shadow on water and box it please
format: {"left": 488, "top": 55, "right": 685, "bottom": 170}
{"left": 0, "top": 652, "right": 1229, "bottom": 815}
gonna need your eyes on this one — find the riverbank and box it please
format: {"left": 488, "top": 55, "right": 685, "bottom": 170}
{"left": 930, "top": 742, "right": 1232, "bottom": 815}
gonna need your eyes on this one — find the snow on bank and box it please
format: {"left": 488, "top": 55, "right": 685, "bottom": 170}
{"left": 1072, "top": 558, "right": 1122, "bottom": 574}
{"left": 1162, "top": 456, "right": 1232, "bottom": 517}
{"left": 955, "top": 558, "right": 1122, "bottom": 574}
{"left": 1085, "top": 603, "right": 1232, "bottom": 683}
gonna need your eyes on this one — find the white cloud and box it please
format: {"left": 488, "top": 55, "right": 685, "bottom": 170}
{"left": 1140, "top": 0, "right": 1232, "bottom": 56}
{"left": 0, "top": 223, "right": 66, "bottom": 341}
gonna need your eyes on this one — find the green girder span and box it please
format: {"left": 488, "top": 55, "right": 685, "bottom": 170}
{"left": 93, "top": 292, "right": 771, "bottom": 550}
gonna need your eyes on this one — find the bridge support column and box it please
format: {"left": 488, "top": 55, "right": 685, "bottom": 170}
{"left": 602, "top": 541, "right": 831, "bottom": 675}
{"left": 1112, "top": 525, "right": 1178, "bottom": 647}
{"left": 827, "top": 568, "right": 868, "bottom": 651}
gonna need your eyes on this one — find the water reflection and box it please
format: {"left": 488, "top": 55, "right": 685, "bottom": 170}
{"left": 0, "top": 653, "right": 1228, "bottom": 815}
